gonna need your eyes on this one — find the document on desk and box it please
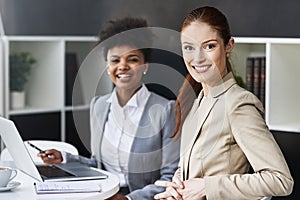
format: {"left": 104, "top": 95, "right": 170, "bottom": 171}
{"left": 34, "top": 181, "right": 102, "bottom": 194}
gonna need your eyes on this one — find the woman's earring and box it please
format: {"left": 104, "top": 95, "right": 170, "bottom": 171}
{"left": 107, "top": 71, "right": 110, "bottom": 75}
{"left": 143, "top": 71, "right": 147, "bottom": 75}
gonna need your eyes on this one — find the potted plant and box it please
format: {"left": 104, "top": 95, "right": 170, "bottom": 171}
{"left": 9, "top": 52, "right": 36, "bottom": 109}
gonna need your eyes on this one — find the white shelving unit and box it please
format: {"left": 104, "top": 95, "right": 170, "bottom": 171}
{"left": 0, "top": 36, "right": 113, "bottom": 152}
{"left": 233, "top": 37, "right": 300, "bottom": 133}
{"left": 0, "top": 36, "right": 299, "bottom": 151}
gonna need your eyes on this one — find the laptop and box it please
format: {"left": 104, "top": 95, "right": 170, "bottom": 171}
{"left": 0, "top": 117, "right": 108, "bottom": 182}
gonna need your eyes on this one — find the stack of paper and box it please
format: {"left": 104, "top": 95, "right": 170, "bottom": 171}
{"left": 34, "top": 181, "right": 102, "bottom": 194}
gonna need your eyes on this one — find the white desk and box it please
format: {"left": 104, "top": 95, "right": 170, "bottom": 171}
{"left": 0, "top": 161, "right": 119, "bottom": 200}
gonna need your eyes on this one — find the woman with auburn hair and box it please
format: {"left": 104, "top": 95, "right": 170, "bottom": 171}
{"left": 155, "top": 6, "right": 293, "bottom": 200}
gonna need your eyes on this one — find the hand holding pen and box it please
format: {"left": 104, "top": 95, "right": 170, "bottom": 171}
{"left": 27, "top": 142, "right": 63, "bottom": 164}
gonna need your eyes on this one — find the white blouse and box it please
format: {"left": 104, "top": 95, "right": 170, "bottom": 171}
{"left": 101, "top": 85, "right": 150, "bottom": 187}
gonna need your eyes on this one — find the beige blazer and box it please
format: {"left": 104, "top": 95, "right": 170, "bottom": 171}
{"left": 174, "top": 72, "right": 293, "bottom": 199}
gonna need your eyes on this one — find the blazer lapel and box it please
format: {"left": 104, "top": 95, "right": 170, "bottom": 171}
{"left": 182, "top": 72, "right": 237, "bottom": 180}
{"left": 92, "top": 95, "right": 111, "bottom": 164}
{"left": 183, "top": 94, "right": 218, "bottom": 180}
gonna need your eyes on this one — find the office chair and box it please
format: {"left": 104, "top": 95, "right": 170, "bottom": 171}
{"left": 0, "top": 140, "right": 78, "bottom": 164}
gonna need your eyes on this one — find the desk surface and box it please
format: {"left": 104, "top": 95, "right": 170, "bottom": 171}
{"left": 0, "top": 161, "right": 119, "bottom": 200}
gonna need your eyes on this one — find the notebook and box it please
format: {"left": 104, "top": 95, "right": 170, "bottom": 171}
{"left": 0, "top": 117, "right": 108, "bottom": 182}
{"left": 34, "top": 181, "right": 102, "bottom": 194}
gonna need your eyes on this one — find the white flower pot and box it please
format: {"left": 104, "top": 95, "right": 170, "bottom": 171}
{"left": 10, "top": 91, "right": 25, "bottom": 109}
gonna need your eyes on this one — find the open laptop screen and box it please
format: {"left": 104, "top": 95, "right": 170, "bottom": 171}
{"left": 0, "top": 117, "right": 43, "bottom": 181}
{"left": 0, "top": 117, "right": 108, "bottom": 182}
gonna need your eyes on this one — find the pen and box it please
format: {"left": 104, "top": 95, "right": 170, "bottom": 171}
{"left": 27, "top": 142, "right": 53, "bottom": 158}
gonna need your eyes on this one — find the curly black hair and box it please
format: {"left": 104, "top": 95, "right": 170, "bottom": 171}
{"left": 97, "top": 17, "right": 153, "bottom": 62}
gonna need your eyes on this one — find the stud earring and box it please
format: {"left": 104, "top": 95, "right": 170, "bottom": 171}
{"left": 107, "top": 71, "right": 110, "bottom": 75}
{"left": 143, "top": 71, "right": 147, "bottom": 75}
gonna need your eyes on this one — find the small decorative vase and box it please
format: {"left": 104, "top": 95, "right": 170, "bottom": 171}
{"left": 10, "top": 91, "right": 25, "bottom": 109}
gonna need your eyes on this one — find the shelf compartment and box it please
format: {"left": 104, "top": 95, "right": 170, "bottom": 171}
{"left": 9, "top": 40, "right": 64, "bottom": 110}
{"left": 65, "top": 41, "right": 97, "bottom": 106}
{"left": 231, "top": 43, "right": 266, "bottom": 82}
{"left": 10, "top": 112, "right": 61, "bottom": 141}
{"left": 267, "top": 43, "right": 300, "bottom": 132}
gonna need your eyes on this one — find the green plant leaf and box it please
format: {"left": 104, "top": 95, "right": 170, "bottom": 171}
{"left": 9, "top": 52, "right": 36, "bottom": 91}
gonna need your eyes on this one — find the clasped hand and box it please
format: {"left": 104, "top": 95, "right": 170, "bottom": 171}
{"left": 154, "top": 177, "right": 206, "bottom": 200}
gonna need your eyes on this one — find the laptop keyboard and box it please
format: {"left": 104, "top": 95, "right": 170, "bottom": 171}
{"left": 36, "top": 165, "right": 75, "bottom": 178}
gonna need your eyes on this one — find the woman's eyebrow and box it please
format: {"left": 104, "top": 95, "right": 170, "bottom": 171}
{"left": 202, "top": 39, "right": 218, "bottom": 44}
{"left": 182, "top": 39, "right": 218, "bottom": 45}
{"left": 109, "top": 55, "right": 119, "bottom": 59}
{"left": 182, "top": 41, "right": 194, "bottom": 45}
{"left": 127, "top": 54, "right": 140, "bottom": 58}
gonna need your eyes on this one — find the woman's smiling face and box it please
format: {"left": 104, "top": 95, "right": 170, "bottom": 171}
{"left": 106, "top": 45, "right": 147, "bottom": 92}
{"left": 181, "top": 21, "right": 233, "bottom": 86}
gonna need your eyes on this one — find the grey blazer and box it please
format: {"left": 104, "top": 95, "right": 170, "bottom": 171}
{"left": 87, "top": 92, "right": 179, "bottom": 199}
